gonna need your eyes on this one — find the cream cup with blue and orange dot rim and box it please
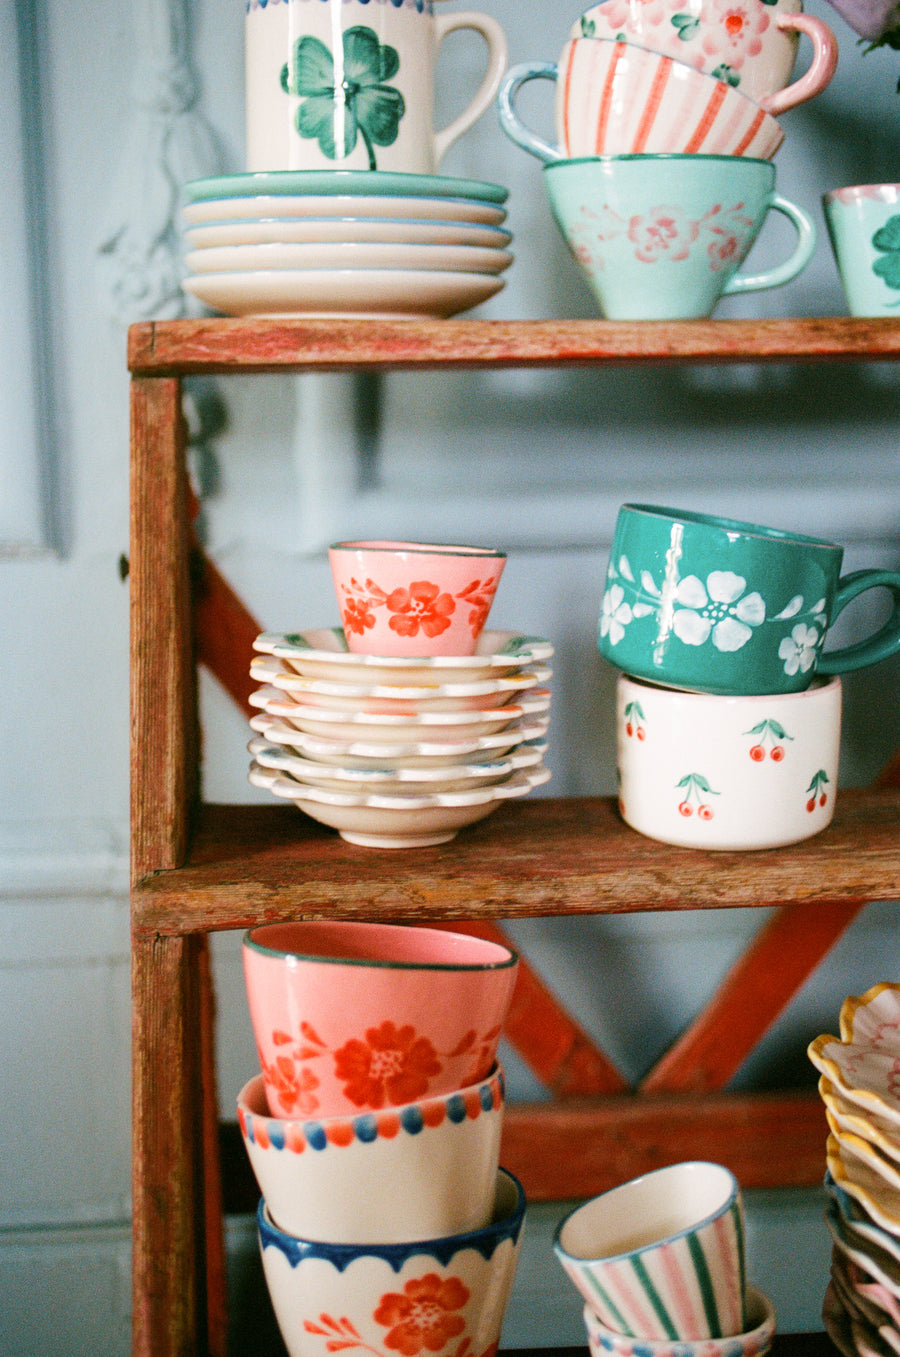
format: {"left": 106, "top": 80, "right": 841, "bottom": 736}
{"left": 554, "top": 1161, "right": 747, "bottom": 1341}
{"left": 615, "top": 672, "right": 841, "bottom": 850}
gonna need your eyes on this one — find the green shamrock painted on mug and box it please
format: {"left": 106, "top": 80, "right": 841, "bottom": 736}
{"left": 281, "top": 26, "right": 406, "bottom": 171}
{"left": 871, "top": 214, "right": 900, "bottom": 297}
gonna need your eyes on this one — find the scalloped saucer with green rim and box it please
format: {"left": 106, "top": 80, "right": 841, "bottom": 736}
{"left": 183, "top": 169, "right": 509, "bottom": 204}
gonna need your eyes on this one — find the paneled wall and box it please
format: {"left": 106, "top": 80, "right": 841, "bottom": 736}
{"left": 2, "top": 1, "right": 900, "bottom": 1353}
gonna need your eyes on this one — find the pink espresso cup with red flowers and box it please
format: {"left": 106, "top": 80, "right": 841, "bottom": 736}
{"left": 328, "top": 540, "right": 507, "bottom": 657}
{"left": 242, "top": 920, "right": 518, "bottom": 1119}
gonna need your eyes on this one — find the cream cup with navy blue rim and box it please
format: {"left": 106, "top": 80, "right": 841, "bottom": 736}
{"left": 599, "top": 504, "right": 900, "bottom": 695}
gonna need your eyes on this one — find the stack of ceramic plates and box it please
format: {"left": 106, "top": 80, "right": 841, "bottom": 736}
{"left": 246, "top": 627, "right": 553, "bottom": 848}
{"left": 181, "top": 170, "right": 513, "bottom": 318}
{"left": 809, "top": 983, "right": 900, "bottom": 1357}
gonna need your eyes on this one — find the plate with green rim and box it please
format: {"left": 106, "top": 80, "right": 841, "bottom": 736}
{"left": 184, "top": 170, "right": 509, "bottom": 204}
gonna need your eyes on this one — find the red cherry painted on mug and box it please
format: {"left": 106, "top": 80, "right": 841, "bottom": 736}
{"left": 806, "top": 798, "right": 816, "bottom": 813}
{"left": 626, "top": 722, "right": 633, "bottom": 737}
{"left": 749, "top": 745, "right": 765, "bottom": 762}
{"left": 679, "top": 802, "right": 693, "bottom": 817}
{"left": 698, "top": 805, "right": 714, "bottom": 820}
{"left": 636, "top": 727, "right": 646, "bottom": 740}
{"left": 770, "top": 746, "right": 785, "bottom": 762}
{"left": 819, "top": 793, "right": 827, "bottom": 807}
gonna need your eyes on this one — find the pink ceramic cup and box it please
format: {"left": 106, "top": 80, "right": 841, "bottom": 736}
{"left": 242, "top": 919, "right": 519, "bottom": 1119}
{"left": 329, "top": 540, "right": 507, "bottom": 657}
{"left": 573, "top": 0, "right": 837, "bottom": 117}
{"left": 497, "top": 39, "right": 784, "bottom": 163}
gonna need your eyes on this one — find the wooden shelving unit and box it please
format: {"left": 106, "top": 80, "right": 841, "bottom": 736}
{"left": 129, "top": 317, "right": 900, "bottom": 1357}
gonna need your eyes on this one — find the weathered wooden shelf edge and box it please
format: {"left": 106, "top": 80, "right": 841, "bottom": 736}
{"left": 130, "top": 787, "right": 900, "bottom": 935}
{"left": 127, "top": 315, "right": 900, "bottom": 374}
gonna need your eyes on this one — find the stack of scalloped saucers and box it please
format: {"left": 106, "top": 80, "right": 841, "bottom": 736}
{"left": 181, "top": 170, "right": 513, "bottom": 318}
{"left": 247, "top": 628, "right": 553, "bottom": 848}
{"left": 809, "top": 983, "right": 900, "bottom": 1357}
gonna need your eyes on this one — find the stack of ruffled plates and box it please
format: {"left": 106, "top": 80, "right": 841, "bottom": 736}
{"left": 247, "top": 628, "right": 553, "bottom": 848}
{"left": 181, "top": 170, "right": 513, "bottom": 318}
{"left": 809, "top": 983, "right": 900, "bottom": 1357}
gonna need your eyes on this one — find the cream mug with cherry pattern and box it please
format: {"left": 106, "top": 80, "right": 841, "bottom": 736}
{"left": 616, "top": 672, "right": 842, "bottom": 850}
{"left": 573, "top": 0, "right": 837, "bottom": 117}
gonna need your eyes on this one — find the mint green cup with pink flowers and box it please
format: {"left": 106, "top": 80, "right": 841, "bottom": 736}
{"left": 543, "top": 154, "right": 815, "bottom": 321}
{"left": 599, "top": 503, "right": 900, "bottom": 695}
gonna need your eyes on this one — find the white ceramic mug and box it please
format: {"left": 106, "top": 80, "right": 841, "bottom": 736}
{"left": 245, "top": 0, "right": 508, "bottom": 174}
{"left": 616, "top": 673, "right": 842, "bottom": 850}
{"left": 573, "top": 0, "right": 837, "bottom": 116}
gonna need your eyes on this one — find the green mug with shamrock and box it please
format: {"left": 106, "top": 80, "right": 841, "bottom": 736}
{"left": 245, "top": 0, "right": 508, "bottom": 175}
{"left": 824, "top": 184, "right": 900, "bottom": 316}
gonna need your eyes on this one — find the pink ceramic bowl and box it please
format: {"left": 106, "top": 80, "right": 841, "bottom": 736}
{"left": 237, "top": 1064, "right": 504, "bottom": 1242}
{"left": 242, "top": 920, "right": 519, "bottom": 1119}
{"left": 328, "top": 540, "right": 507, "bottom": 657}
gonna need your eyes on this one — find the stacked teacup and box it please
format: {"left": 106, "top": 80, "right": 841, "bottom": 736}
{"left": 497, "top": 0, "right": 838, "bottom": 319}
{"left": 553, "top": 1162, "right": 777, "bottom": 1357}
{"left": 247, "top": 540, "right": 553, "bottom": 848}
{"left": 598, "top": 503, "right": 900, "bottom": 851}
{"left": 238, "top": 919, "right": 527, "bottom": 1357}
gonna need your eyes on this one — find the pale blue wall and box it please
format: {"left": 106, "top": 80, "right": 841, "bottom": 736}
{"left": 1, "top": 1, "right": 900, "bottom": 1354}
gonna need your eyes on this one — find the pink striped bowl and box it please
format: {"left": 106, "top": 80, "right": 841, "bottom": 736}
{"left": 498, "top": 39, "right": 784, "bottom": 163}
{"left": 554, "top": 1161, "right": 747, "bottom": 1341}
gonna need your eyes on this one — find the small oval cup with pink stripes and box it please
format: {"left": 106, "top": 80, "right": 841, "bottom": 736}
{"left": 553, "top": 1161, "right": 747, "bottom": 1341}
{"left": 497, "top": 39, "right": 784, "bottom": 163}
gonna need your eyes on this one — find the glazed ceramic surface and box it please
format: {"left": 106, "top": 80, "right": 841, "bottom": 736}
{"left": 184, "top": 170, "right": 509, "bottom": 204}
{"left": 248, "top": 735, "right": 546, "bottom": 792}
{"left": 242, "top": 920, "right": 518, "bottom": 1118}
{"left": 237, "top": 1065, "right": 503, "bottom": 1241}
{"left": 809, "top": 1035, "right": 900, "bottom": 1128}
{"left": 245, "top": 0, "right": 508, "bottom": 174}
{"left": 582, "top": 1285, "right": 775, "bottom": 1357}
{"left": 827, "top": 1135, "right": 900, "bottom": 1236}
{"left": 256, "top": 1168, "right": 526, "bottom": 1357}
{"left": 827, "top": 1173, "right": 900, "bottom": 1270}
{"left": 184, "top": 240, "right": 513, "bottom": 276}
{"left": 183, "top": 215, "right": 513, "bottom": 249}
{"left": 840, "top": 985, "right": 900, "bottom": 1047}
{"left": 572, "top": 0, "right": 837, "bottom": 114}
{"left": 600, "top": 503, "right": 900, "bottom": 691}
{"left": 821, "top": 1078, "right": 900, "bottom": 1168}
{"left": 554, "top": 1161, "right": 746, "bottom": 1340}
{"left": 248, "top": 653, "right": 550, "bottom": 709}
{"left": 615, "top": 673, "right": 841, "bottom": 851}
{"left": 824, "top": 185, "right": 900, "bottom": 317}
{"left": 543, "top": 156, "right": 812, "bottom": 321}
{"left": 250, "top": 710, "right": 550, "bottom": 767}
{"left": 256, "top": 627, "right": 553, "bottom": 682}
{"left": 497, "top": 42, "right": 784, "bottom": 163}
{"left": 182, "top": 266, "right": 504, "bottom": 319}
{"left": 329, "top": 540, "right": 506, "bottom": 657}
{"left": 249, "top": 759, "right": 551, "bottom": 847}
{"left": 182, "top": 192, "right": 508, "bottom": 226}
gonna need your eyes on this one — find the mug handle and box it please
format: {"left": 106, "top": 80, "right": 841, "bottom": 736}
{"left": 496, "top": 62, "right": 560, "bottom": 164}
{"left": 759, "top": 14, "right": 839, "bottom": 117}
{"left": 816, "top": 570, "right": 900, "bottom": 675}
{"left": 724, "top": 195, "right": 817, "bottom": 298}
{"left": 433, "top": 12, "right": 509, "bottom": 166}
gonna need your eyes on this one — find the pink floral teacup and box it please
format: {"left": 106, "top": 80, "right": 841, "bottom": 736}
{"left": 329, "top": 540, "right": 507, "bottom": 657}
{"left": 542, "top": 153, "right": 815, "bottom": 320}
{"left": 242, "top": 920, "right": 518, "bottom": 1119}
{"left": 573, "top": 0, "right": 837, "bottom": 116}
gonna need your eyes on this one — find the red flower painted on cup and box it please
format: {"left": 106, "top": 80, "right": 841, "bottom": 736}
{"left": 263, "top": 1054, "right": 321, "bottom": 1117}
{"left": 374, "top": 1274, "right": 470, "bottom": 1356}
{"left": 333, "top": 1021, "right": 444, "bottom": 1109}
{"left": 629, "top": 206, "right": 699, "bottom": 262}
{"left": 387, "top": 580, "right": 457, "bottom": 640}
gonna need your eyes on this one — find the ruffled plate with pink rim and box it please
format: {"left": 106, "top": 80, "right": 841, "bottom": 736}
{"left": 249, "top": 760, "right": 551, "bottom": 847}
{"left": 820, "top": 1076, "right": 900, "bottom": 1167}
{"left": 249, "top": 711, "right": 550, "bottom": 768}
{"left": 254, "top": 628, "right": 554, "bottom": 681}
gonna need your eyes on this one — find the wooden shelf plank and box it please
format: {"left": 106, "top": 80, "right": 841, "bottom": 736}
{"left": 127, "top": 316, "right": 900, "bottom": 375}
{"left": 131, "top": 788, "right": 900, "bottom": 935}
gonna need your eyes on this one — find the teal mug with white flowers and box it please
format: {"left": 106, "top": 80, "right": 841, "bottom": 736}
{"left": 598, "top": 503, "right": 900, "bottom": 695}
{"left": 245, "top": 0, "right": 508, "bottom": 174}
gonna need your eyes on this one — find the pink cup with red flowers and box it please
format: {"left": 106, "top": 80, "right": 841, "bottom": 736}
{"left": 242, "top": 920, "right": 518, "bottom": 1119}
{"left": 329, "top": 540, "right": 507, "bottom": 657}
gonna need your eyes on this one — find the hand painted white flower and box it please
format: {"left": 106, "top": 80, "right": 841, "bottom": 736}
{"left": 778, "top": 623, "right": 821, "bottom": 675}
{"left": 671, "top": 571, "right": 766, "bottom": 651}
{"left": 600, "top": 583, "right": 633, "bottom": 645}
